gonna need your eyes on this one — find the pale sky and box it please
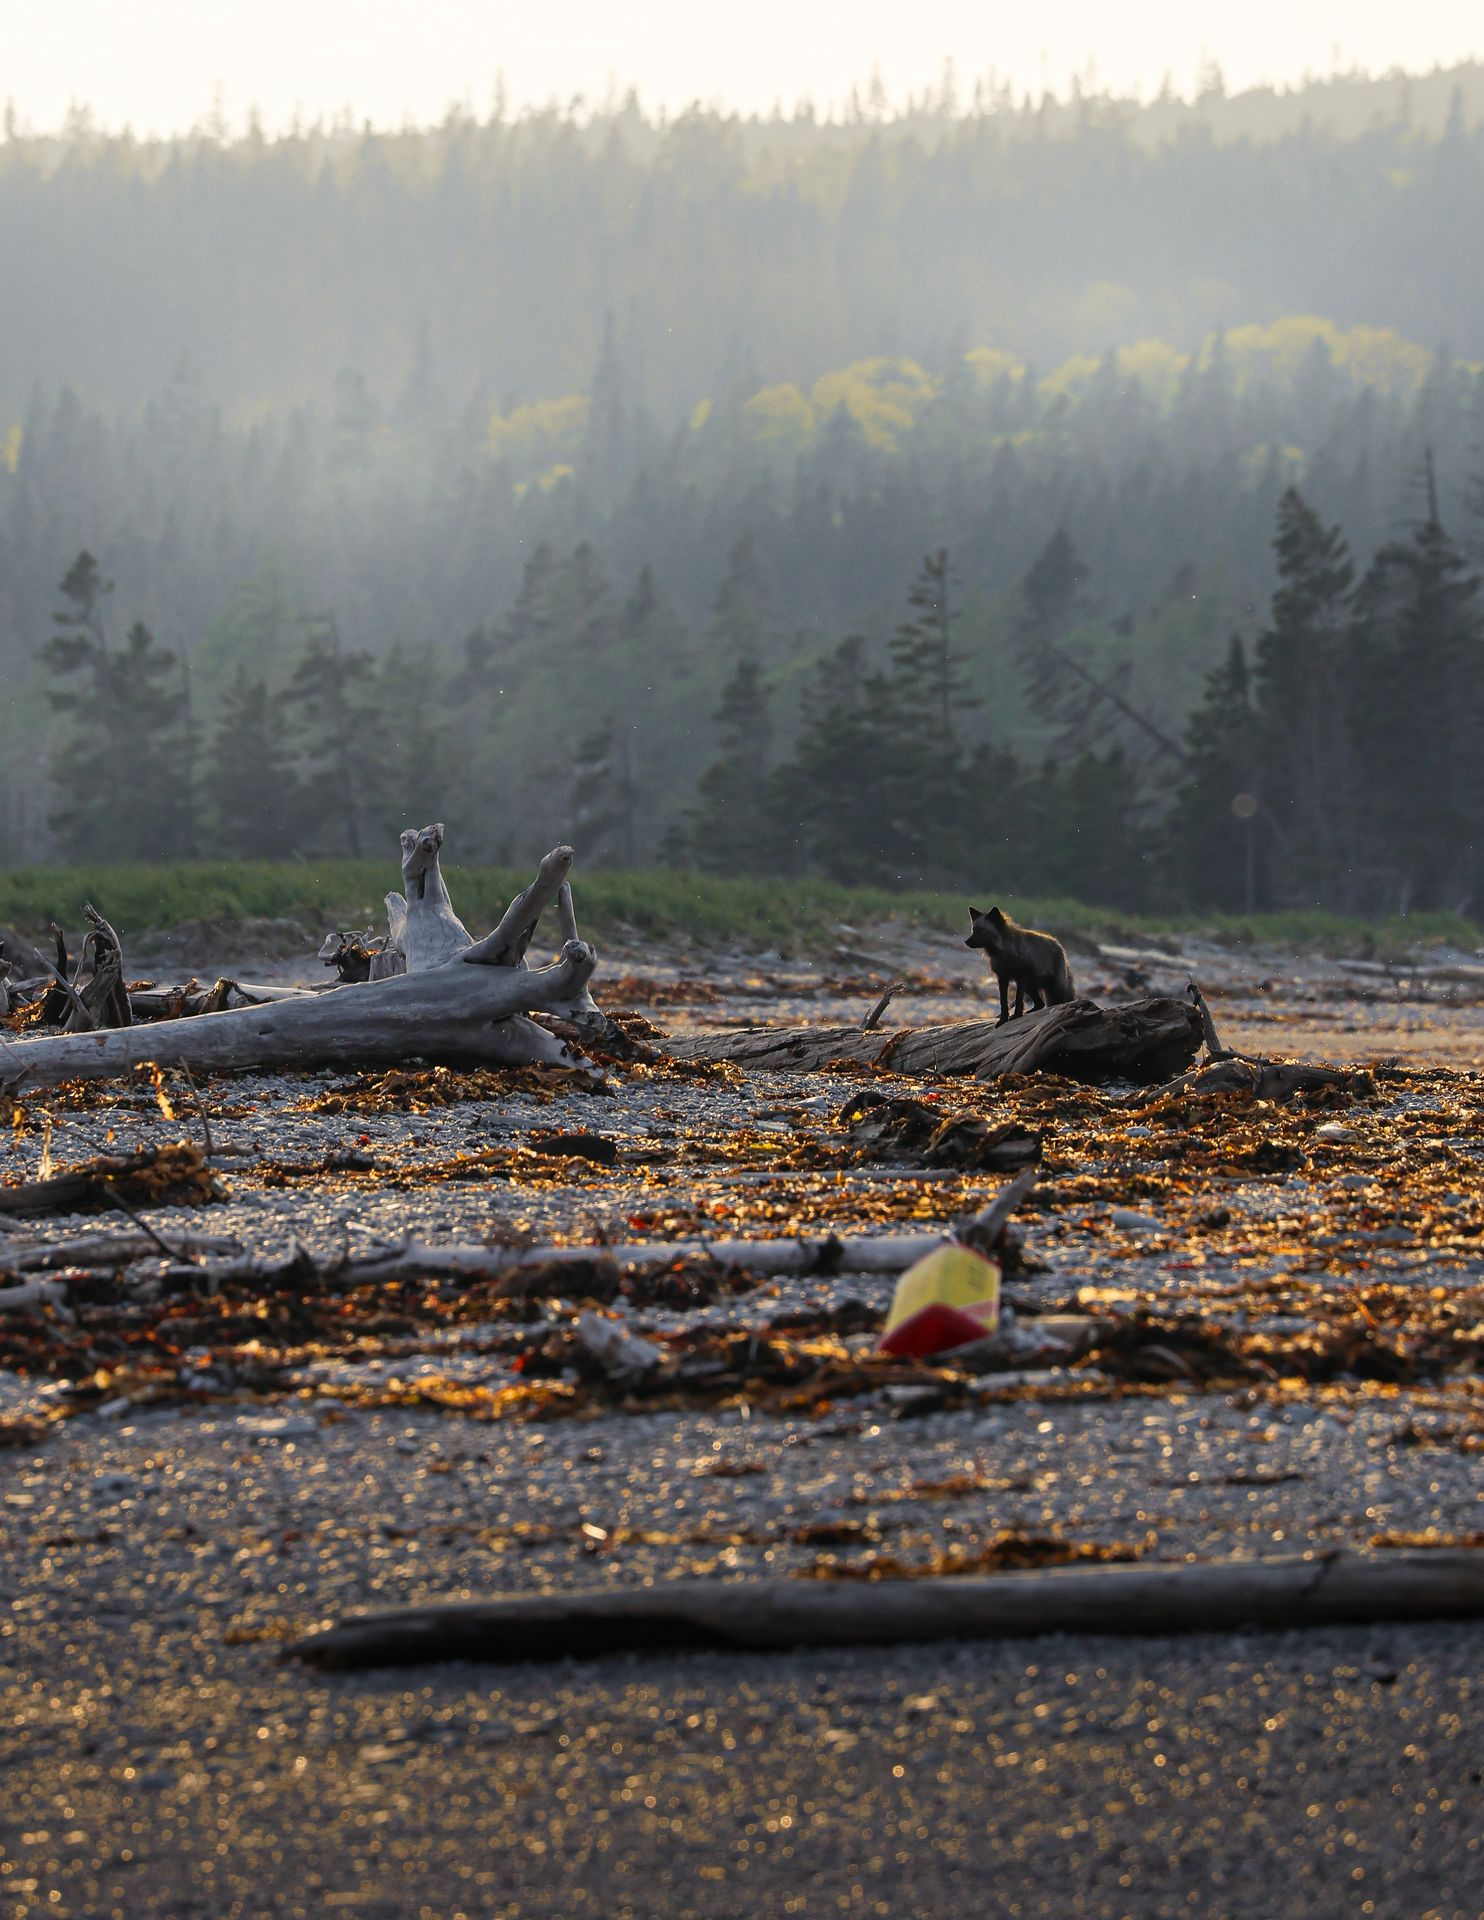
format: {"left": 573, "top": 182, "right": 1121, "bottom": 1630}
{"left": 2, "top": 0, "right": 1480, "bottom": 135}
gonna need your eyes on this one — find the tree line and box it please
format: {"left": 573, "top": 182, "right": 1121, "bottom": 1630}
{"left": 2, "top": 66, "right": 1481, "bottom": 426}
{"left": 41, "top": 448, "right": 1484, "bottom": 917}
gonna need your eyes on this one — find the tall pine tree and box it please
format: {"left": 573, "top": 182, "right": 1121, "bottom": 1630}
{"left": 689, "top": 658, "right": 774, "bottom": 872}
{"left": 45, "top": 553, "right": 194, "bottom": 860}
{"left": 203, "top": 667, "right": 301, "bottom": 857}
{"left": 1352, "top": 456, "right": 1484, "bottom": 911}
{"left": 1249, "top": 488, "right": 1358, "bottom": 908}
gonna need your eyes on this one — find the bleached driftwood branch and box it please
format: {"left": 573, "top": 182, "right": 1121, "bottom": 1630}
{"left": 177, "top": 1176, "right": 1037, "bottom": 1292}
{"left": 465, "top": 845, "right": 574, "bottom": 967}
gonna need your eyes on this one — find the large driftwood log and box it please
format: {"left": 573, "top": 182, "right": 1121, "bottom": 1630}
{"left": 672, "top": 995, "right": 1202, "bottom": 1084}
{"left": 2, "top": 844, "right": 599, "bottom": 1091}
{"left": 0, "top": 940, "right": 598, "bottom": 1091}
{"left": 293, "top": 1547, "right": 1484, "bottom": 1669}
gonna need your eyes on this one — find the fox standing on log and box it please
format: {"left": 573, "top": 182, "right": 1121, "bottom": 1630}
{"left": 966, "top": 906, "right": 1076, "bottom": 1025}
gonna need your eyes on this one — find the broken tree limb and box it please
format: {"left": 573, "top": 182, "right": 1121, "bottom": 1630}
{"left": 291, "top": 1547, "right": 1484, "bottom": 1669}
{"left": 465, "top": 846, "right": 574, "bottom": 968}
{"left": 0, "top": 939, "right": 599, "bottom": 1091}
{"left": 127, "top": 979, "right": 316, "bottom": 1020}
{"left": 0, "top": 1279, "right": 69, "bottom": 1312}
{"left": 1138, "top": 1055, "right": 1372, "bottom": 1105}
{"left": 36, "top": 954, "right": 95, "bottom": 1032}
{"left": 672, "top": 995, "right": 1202, "bottom": 1085}
{"left": 3, "top": 1231, "right": 243, "bottom": 1273}
{"left": 1187, "top": 979, "right": 1230, "bottom": 1058}
{"left": 862, "top": 981, "right": 907, "bottom": 1032}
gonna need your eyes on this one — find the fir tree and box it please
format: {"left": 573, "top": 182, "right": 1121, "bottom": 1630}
{"left": 1352, "top": 456, "right": 1484, "bottom": 911}
{"left": 1249, "top": 488, "right": 1358, "bottom": 908}
{"left": 570, "top": 721, "right": 638, "bottom": 866}
{"left": 44, "top": 554, "right": 194, "bottom": 860}
{"left": 690, "top": 658, "right": 774, "bottom": 872}
{"left": 284, "top": 616, "right": 383, "bottom": 857}
{"left": 1169, "top": 637, "right": 1265, "bottom": 911}
{"left": 203, "top": 667, "right": 300, "bottom": 857}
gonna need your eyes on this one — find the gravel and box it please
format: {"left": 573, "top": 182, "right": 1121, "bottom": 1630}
{"left": 4, "top": 931, "right": 1484, "bottom": 1916}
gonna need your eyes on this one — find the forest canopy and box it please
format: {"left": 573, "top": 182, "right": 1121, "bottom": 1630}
{"left": 2, "top": 64, "right": 1483, "bottom": 916}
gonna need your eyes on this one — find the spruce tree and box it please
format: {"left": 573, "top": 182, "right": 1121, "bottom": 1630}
{"left": 203, "top": 667, "right": 301, "bottom": 857}
{"left": 708, "top": 532, "right": 773, "bottom": 663}
{"left": 1169, "top": 637, "right": 1265, "bottom": 911}
{"left": 45, "top": 554, "right": 194, "bottom": 860}
{"left": 1352, "top": 459, "right": 1484, "bottom": 911}
{"left": 888, "top": 548, "right": 977, "bottom": 748}
{"left": 570, "top": 722, "right": 638, "bottom": 866}
{"left": 690, "top": 658, "right": 774, "bottom": 872}
{"left": 1017, "top": 529, "right": 1094, "bottom": 738}
{"left": 769, "top": 636, "right": 931, "bottom": 885}
{"left": 379, "top": 644, "right": 447, "bottom": 833}
{"left": 1249, "top": 488, "right": 1357, "bottom": 907}
{"left": 284, "top": 616, "right": 383, "bottom": 857}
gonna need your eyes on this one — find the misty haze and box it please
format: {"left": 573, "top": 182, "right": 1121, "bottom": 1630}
{"left": 4, "top": 31, "right": 1484, "bottom": 1920}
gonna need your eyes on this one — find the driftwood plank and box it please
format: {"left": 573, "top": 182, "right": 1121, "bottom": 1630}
{"left": 293, "top": 1548, "right": 1484, "bottom": 1669}
{"left": 671, "top": 995, "right": 1203, "bottom": 1084}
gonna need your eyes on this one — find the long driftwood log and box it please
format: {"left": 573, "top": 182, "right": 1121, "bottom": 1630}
{"left": 292, "top": 1547, "right": 1484, "bottom": 1669}
{"left": 167, "top": 1175, "right": 1039, "bottom": 1294}
{"left": 0, "top": 941, "right": 598, "bottom": 1091}
{"left": 672, "top": 995, "right": 1202, "bottom": 1084}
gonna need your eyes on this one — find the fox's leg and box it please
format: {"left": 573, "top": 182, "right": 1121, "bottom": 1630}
{"left": 1028, "top": 983, "right": 1046, "bottom": 1011}
{"left": 1013, "top": 979, "right": 1025, "bottom": 1019}
{"left": 997, "top": 971, "right": 1011, "bottom": 1026}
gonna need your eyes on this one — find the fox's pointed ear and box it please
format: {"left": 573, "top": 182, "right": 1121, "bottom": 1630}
{"left": 968, "top": 906, "right": 984, "bottom": 922}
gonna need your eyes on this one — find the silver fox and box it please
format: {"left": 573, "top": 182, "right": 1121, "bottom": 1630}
{"left": 965, "top": 905, "right": 1075, "bottom": 1025}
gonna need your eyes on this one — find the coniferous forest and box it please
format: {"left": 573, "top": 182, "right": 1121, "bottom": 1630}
{"left": 4, "top": 63, "right": 1484, "bottom": 915}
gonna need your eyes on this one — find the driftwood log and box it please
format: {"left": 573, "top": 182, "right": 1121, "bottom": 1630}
{"left": 1170, "top": 979, "right": 1370, "bottom": 1103}
{"left": 292, "top": 1547, "right": 1484, "bottom": 1669}
{"left": 127, "top": 979, "right": 315, "bottom": 1019}
{"left": 673, "top": 995, "right": 1203, "bottom": 1084}
{"left": 0, "top": 846, "right": 597, "bottom": 1092}
{"left": 167, "top": 1174, "right": 1039, "bottom": 1294}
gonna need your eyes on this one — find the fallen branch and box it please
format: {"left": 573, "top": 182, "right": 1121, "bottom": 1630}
{"left": 1187, "top": 979, "right": 1230, "bottom": 1058}
{"left": 0, "top": 1279, "right": 70, "bottom": 1312}
{"left": 186, "top": 1176, "right": 1038, "bottom": 1293}
{"left": 3, "top": 1231, "right": 243, "bottom": 1273}
{"left": 73, "top": 904, "right": 133, "bottom": 1031}
{"left": 465, "top": 845, "right": 574, "bottom": 967}
{"left": 861, "top": 981, "right": 907, "bottom": 1032}
{"left": 1136, "top": 1053, "right": 1371, "bottom": 1108}
{"left": 291, "top": 1546, "right": 1484, "bottom": 1669}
